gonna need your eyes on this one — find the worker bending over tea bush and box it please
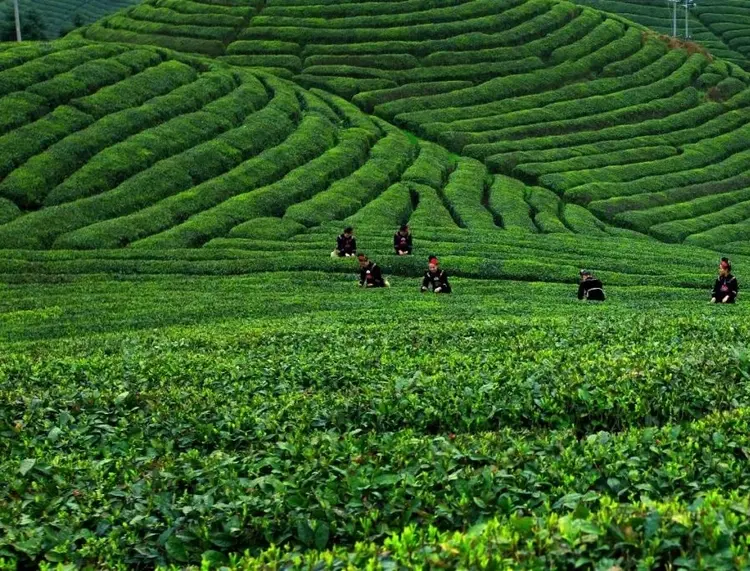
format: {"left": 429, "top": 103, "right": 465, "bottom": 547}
{"left": 421, "top": 256, "right": 451, "bottom": 294}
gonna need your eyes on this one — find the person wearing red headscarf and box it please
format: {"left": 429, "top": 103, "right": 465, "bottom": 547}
{"left": 421, "top": 256, "right": 451, "bottom": 294}
{"left": 711, "top": 257, "right": 739, "bottom": 303}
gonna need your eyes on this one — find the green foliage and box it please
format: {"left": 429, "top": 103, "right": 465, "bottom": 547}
{"left": 284, "top": 126, "right": 416, "bottom": 227}
{"left": 341, "top": 182, "right": 413, "bottom": 230}
{"left": 401, "top": 140, "right": 455, "bottom": 189}
{"left": 527, "top": 186, "right": 570, "bottom": 233}
{"left": 224, "top": 216, "right": 305, "bottom": 240}
{"left": 488, "top": 175, "right": 536, "bottom": 232}
{"left": 3, "top": 267, "right": 750, "bottom": 566}
{"left": 352, "top": 81, "right": 472, "bottom": 113}
{"left": 442, "top": 157, "right": 495, "bottom": 230}
{"left": 46, "top": 97, "right": 304, "bottom": 249}
{"left": 407, "top": 182, "right": 458, "bottom": 230}
{"left": 131, "top": 119, "right": 363, "bottom": 248}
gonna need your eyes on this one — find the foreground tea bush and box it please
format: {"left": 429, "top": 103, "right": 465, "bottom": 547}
{"left": 2, "top": 273, "right": 750, "bottom": 567}
{"left": 192, "top": 492, "right": 750, "bottom": 569}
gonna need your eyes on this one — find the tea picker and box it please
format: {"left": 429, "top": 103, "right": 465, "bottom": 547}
{"left": 332, "top": 226, "right": 357, "bottom": 258}
{"left": 578, "top": 270, "right": 605, "bottom": 301}
{"left": 358, "top": 253, "right": 388, "bottom": 288}
{"left": 394, "top": 224, "right": 413, "bottom": 256}
{"left": 421, "top": 256, "right": 451, "bottom": 294}
{"left": 710, "top": 258, "right": 739, "bottom": 304}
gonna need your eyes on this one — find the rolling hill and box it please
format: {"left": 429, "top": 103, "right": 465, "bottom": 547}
{"left": 2, "top": 0, "right": 749, "bottom": 249}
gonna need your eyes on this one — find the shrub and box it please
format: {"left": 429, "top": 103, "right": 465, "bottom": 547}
{"left": 284, "top": 126, "right": 416, "bottom": 227}
{"left": 103, "top": 14, "right": 234, "bottom": 41}
{"left": 308, "top": 88, "right": 382, "bottom": 137}
{"left": 303, "top": 54, "right": 419, "bottom": 69}
{"left": 548, "top": 18, "right": 627, "bottom": 65}
{"left": 225, "top": 217, "right": 307, "bottom": 240}
{"left": 401, "top": 140, "right": 456, "bottom": 189}
{"left": 566, "top": 148, "right": 750, "bottom": 204}
{"left": 407, "top": 182, "right": 459, "bottom": 230}
{"left": 253, "top": 0, "right": 529, "bottom": 30}
{"left": 649, "top": 198, "right": 750, "bottom": 243}
{"left": 513, "top": 146, "right": 678, "bottom": 180}
{"left": 442, "top": 158, "right": 496, "bottom": 230}
{"left": 0, "top": 197, "right": 20, "bottom": 224}
{"left": 446, "top": 86, "right": 701, "bottom": 150}
{"left": 0, "top": 40, "right": 84, "bottom": 72}
{"left": 49, "top": 96, "right": 305, "bottom": 250}
{"left": 295, "top": 75, "right": 396, "bottom": 99}
{"left": 0, "top": 91, "right": 48, "bottom": 135}
{"left": 218, "top": 55, "right": 303, "bottom": 72}
{"left": 242, "top": 0, "right": 548, "bottom": 44}
{"left": 0, "top": 105, "right": 94, "bottom": 196}
{"left": 395, "top": 48, "right": 688, "bottom": 130}
{"left": 615, "top": 187, "right": 750, "bottom": 234}
{"left": 27, "top": 58, "right": 132, "bottom": 107}
{"left": 527, "top": 187, "right": 570, "bottom": 233}
{"left": 130, "top": 122, "right": 367, "bottom": 248}
{"left": 341, "top": 182, "right": 413, "bottom": 230}
{"left": 563, "top": 204, "right": 607, "bottom": 235}
{"left": 83, "top": 23, "right": 226, "bottom": 57}
{"left": 379, "top": 27, "right": 678, "bottom": 119}
{"left": 353, "top": 81, "right": 472, "bottom": 113}
{"left": 299, "top": 2, "right": 586, "bottom": 59}
{"left": 226, "top": 40, "right": 301, "bottom": 54}
{"left": 589, "top": 172, "right": 750, "bottom": 222}
{"left": 127, "top": 4, "right": 245, "bottom": 27}
{"left": 0, "top": 43, "right": 124, "bottom": 96}
{"left": 154, "top": 0, "right": 251, "bottom": 16}
{"left": 432, "top": 54, "right": 701, "bottom": 138}
{"left": 71, "top": 60, "right": 199, "bottom": 118}
{"left": 488, "top": 175, "right": 536, "bottom": 232}
{"left": 42, "top": 76, "right": 262, "bottom": 207}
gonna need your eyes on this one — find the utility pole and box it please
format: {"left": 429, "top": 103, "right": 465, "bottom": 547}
{"left": 667, "top": 0, "right": 678, "bottom": 38}
{"left": 12, "top": 0, "right": 22, "bottom": 42}
{"left": 684, "top": 0, "right": 696, "bottom": 40}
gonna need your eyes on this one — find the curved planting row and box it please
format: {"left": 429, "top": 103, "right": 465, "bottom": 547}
{"left": 78, "top": 0, "right": 257, "bottom": 56}
{"left": 693, "top": 0, "right": 750, "bottom": 65}
{"left": 573, "top": 0, "right": 749, "bottom": 69}
{"left": 7, "top": 0, "right": 750, "bottom": 250}
{"left": 2, "top": 38, "right": 650, "bottom": 253}
{"left": 197, "top": 0, "right": 750, "bottom": 249}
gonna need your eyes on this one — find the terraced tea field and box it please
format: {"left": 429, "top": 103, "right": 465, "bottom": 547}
{"left": 3, "top": 0, "right": 750, "bottom": 248}
{"left": 3, "top": 0, "right": 750, "bottom": 567}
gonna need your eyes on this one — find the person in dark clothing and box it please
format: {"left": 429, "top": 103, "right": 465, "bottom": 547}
{"left": 421, "top": 256, "right": 451, "bottom": 294}
{"left": 333, "top": 227, "right": 357, "bottom": 257}
{"left": 394, "top": 224, "right": 413, "bottom": 256}
{"left": 711, "top": 257, "right": 739, "bottom": 304}
{"left": 358, "top": 253, "right": 387, "bottom": 288}
{"left": 578, "top": 270, "right": 605, "bottom": 301}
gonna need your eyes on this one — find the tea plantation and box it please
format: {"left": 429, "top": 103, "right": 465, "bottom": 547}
{"left": 3, "top": 0, "right": 750, "bottom": 567}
